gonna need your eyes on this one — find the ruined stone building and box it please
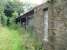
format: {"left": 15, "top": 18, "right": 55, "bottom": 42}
{"left": 16, "top": 0, "right": 67, "bottom": 50}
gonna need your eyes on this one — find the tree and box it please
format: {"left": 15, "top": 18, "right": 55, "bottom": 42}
{"left": 4, "top": 0, "right": 24, "bottom": 26}
{"left": 0, "top": 0, "right": 9, "bottom": 25}
{"left": 0, "top": 0, "right": 33, "bottom": 26}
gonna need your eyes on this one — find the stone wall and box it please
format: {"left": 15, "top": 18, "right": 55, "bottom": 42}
{"left": 48, "top": 0, "right": 66, "bottom": 50}
{"left": 33, "top": 3, "right": 48, "bottom": 50}
{"left": 33, "top": 4, "right": 44, "bottom": 41}
{"left": 33, "top": 0, "right": 67, "bottom": 50}
{"left": 64, "top": 0, "right": 67, "bottom": 50}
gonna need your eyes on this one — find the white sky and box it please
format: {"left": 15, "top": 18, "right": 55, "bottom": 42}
{"left": 19, "top": 0, "right": 47, "bottom": 5}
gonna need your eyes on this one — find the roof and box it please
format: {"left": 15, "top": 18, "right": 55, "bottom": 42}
{"left": 20, "top": 9, "right": 34, "bottom": 18}
{"left": 16, "top": 2, "right": 48, "bottom": 18}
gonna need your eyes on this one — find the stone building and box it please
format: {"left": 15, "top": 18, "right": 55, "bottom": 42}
{"left": 48, "top": 0, "right": 65, "bottom": 50}
{"left": 32, "top": 0, "right": 67, "bottom": 50}
{"left": 16, "top": 0, "right": 67, "bottom": 50}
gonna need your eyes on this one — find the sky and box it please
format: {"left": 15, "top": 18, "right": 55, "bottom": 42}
{"left": 19, "top": 0, "right": 47, "bottom": 5}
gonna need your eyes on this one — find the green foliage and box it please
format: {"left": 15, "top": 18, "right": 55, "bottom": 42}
{"left": 0, "top": 25, "right": 44, "bottom": 50}
{"left": 5, "top": 1, "right": 24, "bottom": 16}
{"left": 0, "top": 26, "right": 21, "bottom": 50}
{"left": 0, "top": 0, "right": 24, "bottom": 26}
{"left": 0, "top": 0, "right": 44, "bottom": 50}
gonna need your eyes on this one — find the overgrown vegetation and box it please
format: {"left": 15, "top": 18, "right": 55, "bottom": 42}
{"left": 0, "top": 25, "right": 44, "bottom": 50}
{"left": 0, "top": 0, "right": 44, "bottom": 50}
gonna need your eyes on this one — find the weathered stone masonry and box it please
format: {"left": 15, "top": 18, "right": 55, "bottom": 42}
{"left": 34, "top": 0, "right": 67, "bottom": 50}
{"left": 48, "top": 0, "right": 65, "bottom": 50}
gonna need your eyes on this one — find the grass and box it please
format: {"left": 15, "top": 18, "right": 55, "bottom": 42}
{"left": 0, "top": 26, "right": 21, "bottom": 50}
{"left": 0, "top": 25, "right": 44, "bottom": 50}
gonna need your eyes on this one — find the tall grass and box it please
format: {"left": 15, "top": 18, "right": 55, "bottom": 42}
{"left": 0, "top": 25, "right": 44, "bottom": 50}
{"left": 0, "top": 26, "right": 22, "bottom": 50}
